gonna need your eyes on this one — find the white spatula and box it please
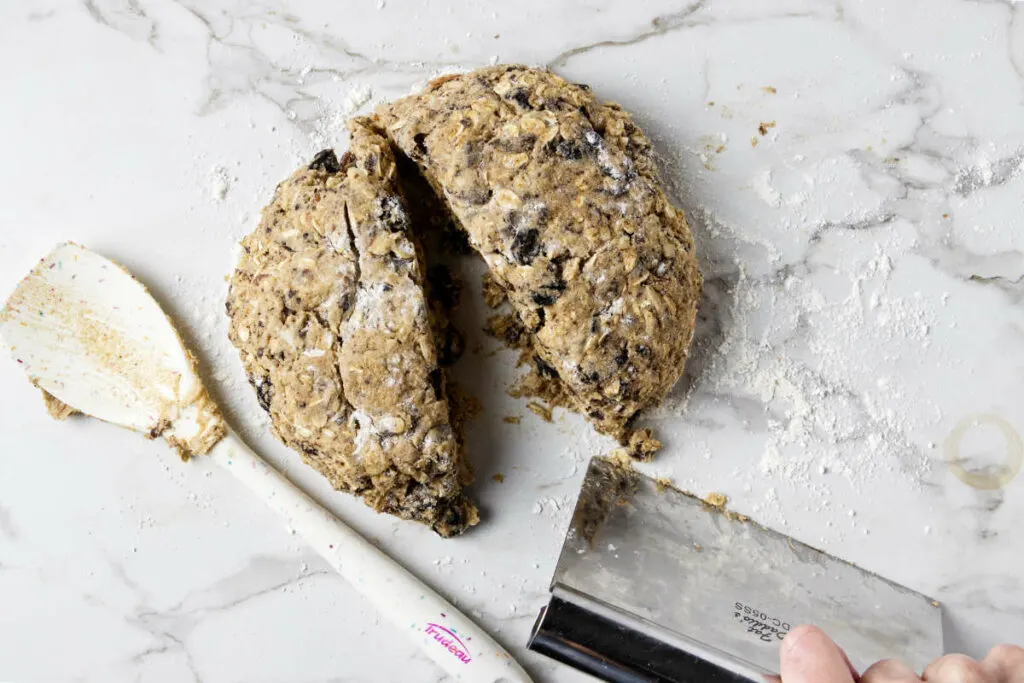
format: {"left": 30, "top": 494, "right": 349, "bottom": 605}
{"left": 0, "top": 242, "right": 532, "bottom": 683}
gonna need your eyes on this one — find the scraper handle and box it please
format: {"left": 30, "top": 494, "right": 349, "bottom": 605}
{"left": 209, "top": 431, "right": 533, "bottom": 683}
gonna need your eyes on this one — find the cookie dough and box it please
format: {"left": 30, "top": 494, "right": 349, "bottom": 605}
{"left": 226, "top": 119, "right": 477, "bottom": 537}
{"left": 373, "top": 65, "right": 702, "bottom": 440}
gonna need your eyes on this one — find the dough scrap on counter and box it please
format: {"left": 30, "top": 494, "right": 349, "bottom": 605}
{"left": 40, "top": 389, "right": 80, "bottom": 421}
{"left": 226, "top": 119, "right": 477, "bottom": 537}
{"left": 373, "top": 65, "right": 702, "bottom": 445}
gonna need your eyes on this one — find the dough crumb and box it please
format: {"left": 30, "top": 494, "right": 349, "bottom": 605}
{"left": 503, "top": 415, "right": 521, "bottom": 424}
{"left": 492, "top": 473, "right": 505, "bottom": 483}
{"left": 626, "top": 428, "right": 661, "bottom": 462}
{"left": 486, "top": 311, "right": 580, "bottom": 425}
{"left": 526, "top": 401, "right": 553, "bottom": 422}
{"left": 701, "top": 492, "right": 749, "bottom": 522}
{"left": 485, "top": 312, "right": 529, "bottom": 349}
{"left": 606, "top": 448, "right": 635, "bottom": 470}
{"left": 482, "top": 272, "right": 507, "bottom": 308}
{"left": 40, "top": 389, "right": 80, "bottom": 421}
{"left": 703, "top": 492, "right": 728, "bottom": 508}
{"left": 448, "top": 383, "right": 483, "bottom": 424}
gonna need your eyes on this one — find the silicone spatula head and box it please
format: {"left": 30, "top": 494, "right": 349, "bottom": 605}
{"left": 0, "top": 242, "right": 225, "bottom": 457}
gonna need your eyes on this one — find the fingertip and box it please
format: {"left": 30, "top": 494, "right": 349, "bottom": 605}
{"left": 781, "top": 625, "right": 827, "bottom": 656}
{"left": 923, "top": 654, "right": 987, "bottom": 683}
{"left": 779, "top": 625, "right": 855, "bottom": 683}
{"left": 986, "top": 642, "right": 1024, "bottom": 663}
{"left": 985, "top": 643, "right": 1024, "bottom": 677}
{"left": 861, "top": 658, "right": 916, "bottom": 681}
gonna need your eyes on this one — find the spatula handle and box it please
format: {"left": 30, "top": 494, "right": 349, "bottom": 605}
{"left": 208, "top": 431, "right": 532, "bottom": 683}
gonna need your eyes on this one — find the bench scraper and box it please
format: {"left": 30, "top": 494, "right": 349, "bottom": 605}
{"left": 528, "top": 457, "right": 943, "bottom": 682}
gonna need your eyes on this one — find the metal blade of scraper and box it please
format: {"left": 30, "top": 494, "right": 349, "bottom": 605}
{"left": 529, "top": 457, "right": 943, "bottom": 683}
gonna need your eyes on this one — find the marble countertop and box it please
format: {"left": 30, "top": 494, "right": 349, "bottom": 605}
{"left": 1, "top": 0, "right": 1023, "bottom": 681}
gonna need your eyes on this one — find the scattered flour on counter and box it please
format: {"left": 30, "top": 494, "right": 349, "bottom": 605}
{"left": 343, "top": 84, "right": 373, "bottom": 114}
{"left": 229, "top": 241, "right": 246, "bottom": 271}
{"left": 690, "top": 204, "right": 784, "bottom": 264}
{"left": 532, "top": 495, "right": 572, "bottom": 523}
{"left": 208, "top": 165, "right": 231, "bottom": 202}
{"left": 311, "top": 84, "right": 375, "bottom": 149}
{"left": 952, "top": 149, "right": 1024, "bottom": 194}
{"left": 432, "top": 556, "right": 453, "bottom": 572}
{"left": 752, "top": 168, "right": 782, "bottom": 207}
{"left": 697, "top": 263, "right": 934, "bottom": 502}
{"left": 558, "top": 444, "right": 586, "bottom": 477}
{"left": 646, "top": 145, "right": 945, "bottom": 530}
{"left": 786, "top": 192, "right": 808, "bottom": 207}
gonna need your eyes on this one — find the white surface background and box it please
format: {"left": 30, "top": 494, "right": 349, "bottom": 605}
{"left": 1, "top": 0, "right": 1023, "bottom": 681}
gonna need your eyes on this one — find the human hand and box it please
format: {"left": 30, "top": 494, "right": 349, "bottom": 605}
{"left": 778, "top": 624, "right": 1024, "bottom": 682}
